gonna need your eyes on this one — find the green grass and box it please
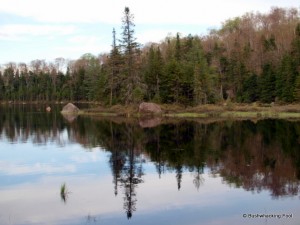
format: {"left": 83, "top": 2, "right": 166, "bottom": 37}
{"left": 80, "top": 111, "right": 119, "bottom": 117}
{"left": 60, "top": 183, "right": 66, "bottom": 196}
{"left": 163, "top": 111, "right": 300, "bottom": 119}
{"left": 60, "top": 183, "right": 69, "bottom": 203}
{"left": 164, "top": 113, "right": 209, "bottom": 118}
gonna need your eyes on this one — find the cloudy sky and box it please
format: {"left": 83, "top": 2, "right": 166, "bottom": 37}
{"left": 0, "top": 0, "right": 299, "bottom": 65}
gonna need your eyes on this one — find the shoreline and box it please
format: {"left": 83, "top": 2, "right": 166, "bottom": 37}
{"left": 2, "top": 101, "right": 300, "bottom": 120}
{"left": 79, "top": 103, "right": 300, "bottom": 120}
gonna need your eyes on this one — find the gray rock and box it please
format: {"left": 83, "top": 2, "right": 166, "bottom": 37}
{"left": 139, "top": 102, "right": 162, "bottom": 114}
{"left": 61, "top": 103, "right": 79, "bottom": 114}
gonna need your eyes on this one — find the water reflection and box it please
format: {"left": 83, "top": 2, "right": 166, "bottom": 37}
{"left": 0, "top": 105, "right": 300, "bottom": 222}
{"left": 109, "top": 124, "right": 145, "bottom": 219}
{"left": 0, "top": 104, "right": 69, "bottom": 145}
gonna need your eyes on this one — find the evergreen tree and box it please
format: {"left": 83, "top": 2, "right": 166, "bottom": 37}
{"left": 144, "top": 45, "right": 164, "bottom": 102}
{"left": 0, "top": 74, "right": 5, "bottom": 100}
{"left": 242, "top": 74, "right": 258, "bottom": 102}
{"left": 276, "top": 55, "right": 297, "bottom": 102}
{"left": 193, "top": 58, "right": 212, "bottom": 105}
{"left": 81, "top": 54, "right": 101, "bottom": 101}
{"left": 108, "top": 28, "right": 122, "bottom": 105}
{"left": 73, "top": 67, "right": 86, "bottom": 101}
{"left": 260, "top": 64, "right": 276, "bottom": 103}
{"left": 3, "top": 66, "right": 14, "bottom": 100}
{"left": 161, "top": 58, "right": 181, "bottom": 103}
{"left": 180, "top": 35, "right": 199, "bottom": 105}
{"left": 175, "top": 33, "right": 181, "bottom": 61}
{"left": 119, "top": 7, "right": 143, "bottom": 104}
{"left": 294, "top": 75, "right": 300, "bottom": 101}
{"left": 291, "top": 23, "right": 300, "bottom": 101}
{"left": 226, "top": 41, "right": 248, "bottom": 102}
{"left": 61, "top": 69, "right": 72, "bottom": 101}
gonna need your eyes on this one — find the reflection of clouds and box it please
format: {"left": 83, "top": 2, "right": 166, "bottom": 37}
{"left": 0, "top": 161, "right": 76, "bottom": 175}
{"left": 0, "top": 176, "right": 122, "bottom": 225}
{"left": 137, "top": 172, "right": 228, "bottom": 210}
{"left": 0, "top": 170, "right": 299, "bottom": 225}
{"left": 70, "top": 152, "right": 104, "bottom": 163}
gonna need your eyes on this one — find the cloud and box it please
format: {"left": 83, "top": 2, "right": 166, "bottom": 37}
{"left": 55, "top": 35, "right": 111, "bottom": 57}
{"left": 1, "top": 0, "right": 299, "bottom": 26}
{"left": 68, "top": 35, "right": 99, "bottom": 44}
{"left": 0, "top": 0, "right": 122, "bottom": 23}
{"left": 137, "top": 29, "right": 177, "bottom": 44}
{"left": 0, "top": 24, "right": 76, "bottom": 40}
{"left": 131, "top": 0, "right": 300, "bottom": 25}
{"left": 70, "top": 152, "right": 104, "bottom": 163}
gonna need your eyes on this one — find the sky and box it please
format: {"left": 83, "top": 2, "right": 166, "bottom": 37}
{"left": 0, "top": 0, "right": 299, "bottom": 65}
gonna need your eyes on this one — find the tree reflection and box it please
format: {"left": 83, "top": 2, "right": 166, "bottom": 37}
{"left": 110, "top": 149, "right": 125, "bottom": 196}
{"left": 193, "top": 166, "right": 205, "bottom": 190}
{"left": 85, "top": 214, "right": 98, "bottom": 224}
{"left": 108, "top": 122, "right": 126, "bottom": 196}
{"left": 0, "top": 104, "right": 68, "bottom": 145}
{"left": 120, "top": 148, "right": 144, "bottom": 219}
{"left": 107, "top": 123, "right": 144, "bottom": 219}
{"left": 176, "top": 165, "right": 183, "bottom": 190}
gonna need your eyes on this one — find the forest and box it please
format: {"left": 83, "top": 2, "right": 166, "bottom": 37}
{"left": 1, "top": 7, "right": 300, "bottom": 105}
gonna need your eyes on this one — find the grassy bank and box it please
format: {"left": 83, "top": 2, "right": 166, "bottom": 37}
{"left": 3, "top": 101, "right": 300, "bottom": 119}
{"left": 80, "top": 103, "right": 300, "bottom": 120}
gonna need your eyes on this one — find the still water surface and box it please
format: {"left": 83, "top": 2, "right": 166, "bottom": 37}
{"left": 0, "top": 104, "right": 299, "bottom": 225}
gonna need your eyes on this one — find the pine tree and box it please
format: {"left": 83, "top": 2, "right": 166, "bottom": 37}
{"left": 3, "top": 66, "right": 14, "bottom": 100}
{"left": 260, "top": 64, "right": 276, "bottom": 103}
{"left": 280, "top": 55, "right": 297, "bottom": 102}
{"left": 119, "top": 7, "right": 143, "bottom": 104}
{"left": 82, "top": 54, "right": 101, "bottom": 101}
{"left": 242, "top": 74, "right": 258, "bottom": 102}
{"left": 162, "top": 59, "right": 181, "bottom": 103}
{"left": 290, "top": 23, "right": 300, "bottom": 102}
{"left": 294, "top": 75, "right": 300, "bottom": 101}
{"left": 193, "top": 60, "right": 211, "bottom": 105}
{"left": 144, "top": 45, "right": 163, "bottom": 102}
{"left": 108, "top": 28, "right": 122, "bottom": 105}
{"left": 0, "top": 74, "right": 5, "bottom": 100}
{"left": 175, "top": 33, "right": 181, "bottom": 61}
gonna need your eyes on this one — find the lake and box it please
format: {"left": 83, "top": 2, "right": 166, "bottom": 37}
{"left": 0, "top": 104, "right": 299, "bottom": 225}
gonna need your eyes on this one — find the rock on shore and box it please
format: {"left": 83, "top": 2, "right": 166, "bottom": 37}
{"left": 138, "top": 102, "right": 162, "bottom": 114}
{"left": 61, "top": 103, "right": 80, "bottom": 114}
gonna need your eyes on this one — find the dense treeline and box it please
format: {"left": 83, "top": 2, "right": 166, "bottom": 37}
{"left": 1, "top": 7, "right": 300, "bottom": 105}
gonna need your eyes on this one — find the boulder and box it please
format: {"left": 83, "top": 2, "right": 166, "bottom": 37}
{"left": 61, "top": 103, "right": 79, "bottom": 114}
{"left": 138, "top": 102, "right": 162, "bottom": 114}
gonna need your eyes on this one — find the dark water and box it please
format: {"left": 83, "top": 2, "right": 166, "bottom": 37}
{"left": 0, "top": 104, "right": 300, "bottom": 225}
